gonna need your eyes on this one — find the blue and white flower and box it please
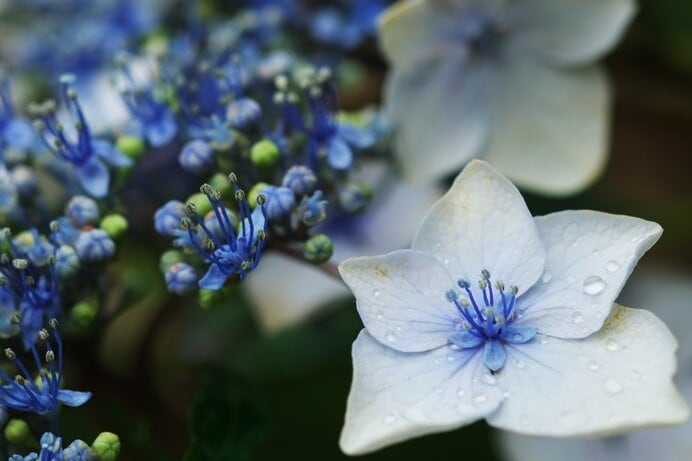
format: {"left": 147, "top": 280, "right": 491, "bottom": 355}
{"left": 379, "top": 0, "right": 635, "bottom": 194}
{"left": 501, "top": 266, "right": 692, "bottom": 461}
{"left": 337, "top": 160, "right": 687, "bottom": 454}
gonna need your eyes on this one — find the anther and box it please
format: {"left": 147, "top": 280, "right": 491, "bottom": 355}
{"left": 228, "top": 172, "right": 238, "bottom": 184}
{"left": 12, "top": 259, "right": 28, "bottom": 270}
{"left": 10, "top": 313, "right": 21, "bottom": 325}
{"left": 180, "top": 217, "right": 193, "bottom": 229}
{"left": 15, "top": 375, "right": 25, "bottom": 386}
{"left": 457, "top": 278, "right": 470, "bottom": 289}
{"left": 186, "top": 203, "right": 198, "bottom": 215}
{"left": 46, "top": 350, "right": 55, "bottom": 362}
{"left": 49, "top": 318, "right": 59, "bottom": 329}
{"left": 445, "top": 289, "right": 458, "bottom": 302}
{"left": 49, "top": 220, "right": 60, "bottom": 232}
{"left": 200, "top": 183, "right": 213, "bottom": 195}
{"left": 481, "top": 269, "right": 491, "bottom": 280}
{"left": 39, "top": 329, "right": 49, "bottom": 341}
{"left": 5, "top": 348, "right": 16, "bottom": 360}
{"left": 235, "top": 190, "right": 246, "bottom": 201}
{"left": 509, "top": 286, "right": 518, "bottom": 295}
{"left": 256, "top": 194, "right": 266, "bottom": 205}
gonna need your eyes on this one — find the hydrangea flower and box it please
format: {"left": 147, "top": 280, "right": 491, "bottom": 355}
{"left": 501, "top": 267, "right": 692, "bottom": 461}
{"left": 337, "top": 160, "right": 687, "bottom": 454}
{"left": 183, "top": 177, "right": 267, "bottom": 290}
{"left": 31, "top": 75, "right": 132, "bottom": 197}
{"left": 379, "top": 0, "right": 636, "bottom": 194}
{"left": 0, "top": 322, "right": 91, "bottom": 414}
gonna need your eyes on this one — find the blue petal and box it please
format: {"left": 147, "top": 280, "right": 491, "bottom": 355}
{"left": 2, "top": 118, "right": 35, "bottom": 151}
{"left": 449, "top": 331, "right": 484, "bottom": 349}
{"left": 338, "top": 124, "right": 376, "bottom": 148}
{"left": 76, "top": 157, "right": 110, "bottom": 198}
{"left": 57, "top": 389, "right": 92, "bottom": 407}
{"left": 326, "top": 137, "right": 353, "bottom": 170}
{"left": 92, "top": 139, "right": 132, "bottom": 167}
{"left": 199, "top": 264, "right": 228, "bottom": 290}
{"left": 482, "top": 339, "right": 506, "bottom": 371}
{"left": 501, "top": 325, "right": 538, "bottom": 344}
{"left": 145, "top": 113, "right": 177, "bottom": 147}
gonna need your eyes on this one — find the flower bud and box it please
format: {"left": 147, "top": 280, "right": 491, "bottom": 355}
{"left": 303, "top": 234, "right": 333, "bottom": 264}
{"left": 91, "top": 432, "right": 121, "bottom": 461}
{"left": 250, "top": 139, "right": 279, "bottom": 168}
{"left": 116, "top": 135, "right": 146, "bottom": 160}
{"left": 100, "top": 214, "right": 128, "bottom": 240}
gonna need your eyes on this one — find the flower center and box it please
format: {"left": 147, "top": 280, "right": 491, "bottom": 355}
{"left": 445, "top": 270, "right": 536, "bottom": 372}
{"left": 456, "top": 10, "right": 506, "bottom": 58}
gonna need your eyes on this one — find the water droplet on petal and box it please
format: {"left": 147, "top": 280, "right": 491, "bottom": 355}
{"left": 588, "top": 361, "right": 599, "bottom": 371}
{"left": 373, "top": 290, "right": 381, "bottom": 297}
{"left": 481, "top": 373, "right": 497, "bottom": 386}
{"left": 602, "top": 378, "right": 623, "bottom": 394}
{"left": 606, "top": 260, "right": 621, "bottom": 272}
{"left": 515, "top": 359, "right": 525, "bottom": 369}
{"left": 472, "top": 393, "right": 487, "bottom": 404}
{"left": 457, "top": 389, "right": 465, "bottom": 398}
{"left": 541, "top": 271, "right": 552, "bottom": 283}
{"left": 385, "top": 331, "right": 396, "bottom": 343}
{"left": 375, "top": 310, "right": 384, "bottom": 320}
{"left": 572, "top": 312, "right": 583, "bottom": 324}
{"left": 606, "top": 339, "right": 619, "bottom": 351}
{"left": 383, "top": 414, "right": 396, "bottom": 424}
{"left": 583, "top": 275, "right": 606, "bottom": 295}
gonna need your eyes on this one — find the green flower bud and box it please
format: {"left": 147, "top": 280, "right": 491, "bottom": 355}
{"left": 338, "top": 181, "right": 373, "bottom": 214}
{"left": 4, "top": 419, "right": 33, "bottom": 446}
{"left": 100, "top": 214, "right": 128, "bottom": 240}
{"left": 186, "top": 193, "right": 213, "bottom": 216}
{"left": 248, "top": 182, "right": 270, "bottom": 209}
{"left": 92, "top": 432, "right": 121, "bottom": 461}
{"left": 303, "top": 234, "right": 334, "bottom": 264}
{"left": 159, "top": 250, "right": 185, "bottom": 273}
{"left": 250, "top": 139, "right": 279, "bottom": 168}
{"left": 69, "top": 297, "right": 99, "bottom": 329}
{"left": 116, "top": 135, "right": 145, "bottom": 160}
{"left": 209, "top": 173, "right": 232, "bottom": 197}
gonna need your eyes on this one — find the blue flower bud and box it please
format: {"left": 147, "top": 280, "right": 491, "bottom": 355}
{"left": 226, "top": 97, "right": 261, "bottom": 128}
{"left": 64, "top": 439, "right": 94, "bottom": 461}
{"left": 282, "top": 165, "right": 317, "bottom": 196}
{"left": 154, "top": 201, "right": 186, "bottom": 237}
{"left": 178, "top": 140, "right": 214, "bottom": 174}
{"left": 261, "top": 185, "right": 295, "bottom": 220}
{"left": 66, "top": 195, "right": 100, "bottom": 227}
{"left": 165, "top": 262, "right": 198, "bottom": 295}
{"left": 75, "top": 229, "right": 115, "bottom": 263}
{"left": 55, "top": 245, "right": 80, "bottom": 278}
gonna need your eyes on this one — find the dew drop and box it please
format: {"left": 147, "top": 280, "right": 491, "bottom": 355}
{"left": 443, "top": 258, "right": 450, "bottom": 265}
{"left": 541, "top": 271, "right": 552, "bottom": 283}
{"left": 447, "top": 355, "right": 455, "bottom": 362}
{"left": 606, "top": 260, "right": 621, "bottom": 272}
{"left": 606, "top": 339, "right": 619, "bottom": 352}
{"left": 583, "top": 275, "right": 606, "bottom": 295}
{"left": 395, "top": 326, "right": 403, "bottom": 332}
{"left": 453, "top": 318, "right": 464, "bottom": 330}
{"left": 375, "top": 310, "right": 384, "bottom": 320}
{"left": 457, "top": 389, "right": 465, "bottom": 398}
{"left": 383, "top": 414, "right": 396, "bottom": 425}
{"left": 481, "top": 373, "right": 497, "bottom": 386}
{"left": 435, "top": 387, "right": 443, "bottom": 394}
{"left": 572, "top": 312, "right": 583, "bottom": 324}
{"left": 515, "top": 359, "right": 525, "bottom": 369}
{"left": 385, "top": 331, "right": 396, "bottom": 343}
{"left": 539, "top": 337, "right": 549, "bottom": 345}
{"left": 602, "top": 378, "right": 623, "bottom": 394}
{"left": 373, "top": 289, "right": 381, "bottom": 297}
{"left": 472, "top": 393, "right": 487, "bottom": 404}
{"left": 588, "top": 360, "right": 599, "bottom": 371}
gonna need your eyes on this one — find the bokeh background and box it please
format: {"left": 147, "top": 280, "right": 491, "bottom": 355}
{"left": 2, "top": 0, "right": 692, "bottom": 459}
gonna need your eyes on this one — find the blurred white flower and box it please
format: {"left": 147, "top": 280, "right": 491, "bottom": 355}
{"left": 501, "top": 266, "right": 692, "bottom": 461}
{"left": 337, "top": 160, "right": 687, "bottom": 455}
{"left": 379, "top": 0, "right": 636, "bottom": 195}
{"left": 243, "top": 163, "right": 441, "bottom": 333}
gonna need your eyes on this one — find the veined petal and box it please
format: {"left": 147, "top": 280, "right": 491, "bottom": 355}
{"left": 508, "top": 0, "right": 637, "bottom": 66}
{"left": 339, "top": 250, "right": 458, "bottom": 352}
{"left": 483, "top": 60, "right": 609, "bottom": 195}
{"left": 488, "top": 305, "right": 689, "bottom": 436}
{"left": 412, "top": 160, "right": 545, "bottom": 297}
{"left": 76, "top": 157, "right": 110, "bottom": 198}
{"left": 519, "top": 211, "right": 662, "bottom": 339}
{"left": 340, "top": 330, "right": 503, "bottom": 455}
{"left": 385, "top": 58, "right": 491, "bottom": 183}
{"left": 57, "top": 390, "right": 92, "bottom": 407}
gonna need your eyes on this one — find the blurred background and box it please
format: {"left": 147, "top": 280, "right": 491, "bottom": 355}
{"left": 1, "top": 0, "right": 691, "bottom": 460}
